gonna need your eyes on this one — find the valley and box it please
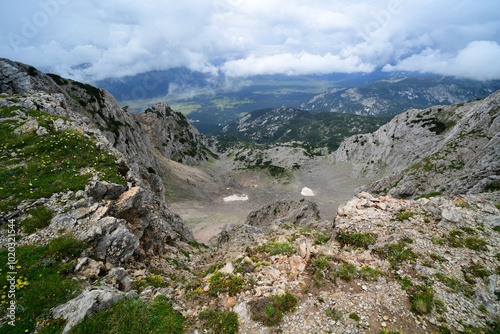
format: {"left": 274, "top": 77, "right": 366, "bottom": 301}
{"left": 162, "top": 154, "right": 372, "bottom": 243}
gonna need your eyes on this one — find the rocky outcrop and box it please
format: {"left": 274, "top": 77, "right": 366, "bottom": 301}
{"left": 0, "top": 59, "right": 199, "bottom": 275}
{"left": 335, "top": 90, "right": 500, "bottom": 199}
{"left": 134, "top": 101, "right": 211, "bottom": 165}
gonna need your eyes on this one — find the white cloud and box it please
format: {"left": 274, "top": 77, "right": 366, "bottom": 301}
{"left": 0, "top": 0, "right": 499, "bottom": 80}
{"left": 222, "top": 52, "right": 374, "bottom": 77}
{"left": 383, "top": 41, "right": 500, "bottom": 80}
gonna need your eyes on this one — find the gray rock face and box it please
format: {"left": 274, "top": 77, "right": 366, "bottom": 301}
{"left": 86, "top": 181, "right": 127, "bottom": 201}
{"left": 79, "top": 217, "right": 140, "bottom": 266}
{"left": 335, "top": 89, "right": 500, "bottom": 199}
{"left": 51, "top": 287, "right": 124, "bottom": 333}
{"left": 0, "top": 58, "right": 197, "bottom": 251}
{"left": 246, "top": 200, "right": 321, "bottom": 228}
{"left": 133, "top": 102, "right": 210, "bottom": 165}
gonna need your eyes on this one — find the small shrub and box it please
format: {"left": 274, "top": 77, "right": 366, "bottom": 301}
{"left": 257, "top": 241, "right": 295, "bottom": 256}
{"left": 335, "top": 231, "right": 377, "bottom": 250}
{"left": 208, "top": 272, "right": 246, "bottom": 297}
{"left": 374, "top": 240, "right": 417, "bottom": 269}
{"left": 349, "top": 312, "right": 360, "bottom": 321}
{"left": 397, "top": 210, "right": 416, "bottom": 221}
{"left": 408, "top": 285, "right": 434, "bottom": 314}
{"left": 47, "top": 235, "right": 88, "bottom": 259}
{"left": 358, "top": 266, "right": 381, "bottom": 281}
{"left": 464, "top": 237, "right": 487, "bottom": 251}
{"left": 198, "top": 308, "right": 239, "bottom": 334}
{"left": 325, "top": 308, "right": 343, "bottom": 321}
{"left": 249, "top": 292, "right": 298, "bottom": 326}
{"left": 314, "top": 231, "right": 330, "bottom": 245}
{"left": 435, "top": 273, "right": 473, "bottom": 297}
{"left": 336, "top": 263, "right": 357, "bottom": 282}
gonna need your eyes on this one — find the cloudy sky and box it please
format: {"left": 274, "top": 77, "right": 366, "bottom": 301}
{"left": 1, "top": 0, "right": 500, "bottom": 82}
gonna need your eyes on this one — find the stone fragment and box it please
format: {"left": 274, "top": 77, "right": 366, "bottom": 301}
{"left": 106, "top": 267, "right": 136, "bottom": 292}
{"left": 219, "top": 262, "right": 235, "bottom": 274}
{"left": 74, "top": 257, "right": 105, "bottom": 277}
{"left": 299, "top": 240, "right": 312, "bottom": 260}
{"left": 289, "top": 255, "right": 306, "bottom": 272}
{"left": 14, "top": 119, "right": 38, "bottom": 135}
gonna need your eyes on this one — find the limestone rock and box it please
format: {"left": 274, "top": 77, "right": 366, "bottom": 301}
{"left": 86, "top": 181, "right": 127, "bottom": 201}
{"left": 51, "top": 287, "right": 124, "bottom": 333}
{"left": 74, "top": 257, "right": 105, "bottom": 277}
{"left": 106, "top": 267, "right": 137, "bottom": 292}
{"left": 79, "top": 217, "right": 139, "bottom": 266}
{"left": 220, "top": 262, "right": 235, "bottom": 274}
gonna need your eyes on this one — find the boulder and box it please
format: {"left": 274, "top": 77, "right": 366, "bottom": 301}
{"left": 79, "top": 217, "right": 140, "bottom": 266}
{"left": 86, "top": 181, "right": 127, "bottom": 201}
{"left": 51, "top": 287, "right": 123, "bottom": 333}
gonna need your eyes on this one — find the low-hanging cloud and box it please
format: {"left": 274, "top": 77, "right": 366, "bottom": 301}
{"left": 1, "top": 0, "right": 499, "bottom": 81}
{"left": 383, "top": 41, "right": 500, "bottom": 81}
{"left": 222, "top": 52, "right": 375, "bottom": 77}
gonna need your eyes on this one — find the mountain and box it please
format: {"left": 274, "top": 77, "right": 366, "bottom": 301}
{"left": 1, "top": 58, "right": 500, "bottom": 334}
{"left": 301, "top": 75, "right": 500, "bottom": 116}
{"left": 334, "top": 91, "right": 500, "bottom": 200}
{"left": 218, "top": 107, "right": 392, "bottom": 151}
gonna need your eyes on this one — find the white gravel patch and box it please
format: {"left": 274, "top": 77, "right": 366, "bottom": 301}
{"left": 223, "top": 194, "right": 249, "bottom": 202}
{"left": 301, "top": 187, "right": 315, "bottom": 196}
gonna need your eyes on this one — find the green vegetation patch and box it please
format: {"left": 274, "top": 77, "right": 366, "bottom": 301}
{"left": 249, "top": 292, "right": 298, "bottom": 326}
{"left": 0, "top": 106, "right": 126, "bottom": 212}
{"left": 198, "top": 308, "right": 239, "bottom": 334}
{"left": 0, "top": 236, "right": 87, "bottom": 334}
{"left": 208, "top": 272, "right": 246, "bottom": 297}
{"left": 335, "top": 231, "right": 378, "bottom": 250}
{"left": 397, "top": 209, "right": 417, "bottom": 221}
{"left": 67, "top": 295, "right": 184, "bottom": 334}
{"left": 434, "top": 273, "right": 473, "bottom": 297}
{"left": 20, "top": 205, "right": 53, "bottom": 233}
{"left": 407, "top": 285, "right": 445, "bottom": 315}
{"left": 256, "top": 241, "right": 295, "bottom": 257}
{"left": 374, "top": 239, "right": 418, "bottom": 269}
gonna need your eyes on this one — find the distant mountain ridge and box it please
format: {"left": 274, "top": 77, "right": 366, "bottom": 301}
{"left": 301, "top": 76, "right": 500, "bottom": 116}
{"left": 218, "top": 107, "right": 392, "bottom": 151}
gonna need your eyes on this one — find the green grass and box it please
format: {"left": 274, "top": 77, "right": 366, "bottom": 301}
{"left": 249, "top": 292, "right": 298, "bottom": 326}
{"left": 20, "top": 205, "right": 53, "bottom": 233}
{"left": 374, "top": 240, "right": 418, "bottom": 269}
{"left": 67, "top": 295, "right": 184, "bottom": 334}
{"left": 358, "top": 266, "right": 381, "bottom": 281}
{"left": 198, "top": 308, "right": 239, "bottom": 334}
{"left": 0, "top": 236, "right": 87, "bottom": 334}
{"left": 397, "top": 209, "right": 417, "bottom": 221}
{"left": 335, "top": 231, "right": 378, "bottom": 250}
{"left": 325, "top": 308, "right": 343, "bottom": 321}
{"left": 0, "top": 106, "right": 126, "bottom": 212}
{"left": 256, "top": 241, "right": 295, "bottom": 257}
{"left": 336, "top": 263, "right": 357, "bottom": 282}
{"left": 208, "top": 272, "right": 246, "bottom": 297}
{"left": 435, "top": 273, "right": 473, "bottom": 297}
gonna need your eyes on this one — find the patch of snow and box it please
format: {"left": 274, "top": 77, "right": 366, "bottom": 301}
{"left": 224, "top": 194, "right": 249, "bottom": 202}
{"left": 301, "top": 187, "right": 315, "bottom": 196}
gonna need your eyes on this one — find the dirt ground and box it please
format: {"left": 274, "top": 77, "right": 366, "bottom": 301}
{"left": 162, "top": 155, "right": 374, "bottom": 243}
